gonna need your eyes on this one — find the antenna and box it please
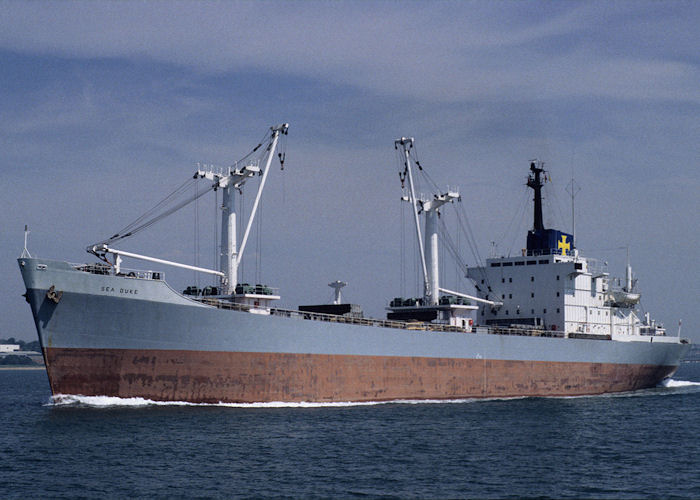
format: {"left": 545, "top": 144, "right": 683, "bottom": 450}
{"left": 565, "top": 173, "right": 580, "bottom": 243}
{"left": 328, "top": 280, "right": 347, "bottom": 305}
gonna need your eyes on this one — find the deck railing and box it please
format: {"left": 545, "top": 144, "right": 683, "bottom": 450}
{"left": 74, "top": 263, "right": 163, "bottom": 281}
{"left": 195, "top": 297, "right": 567, "bottom": 339}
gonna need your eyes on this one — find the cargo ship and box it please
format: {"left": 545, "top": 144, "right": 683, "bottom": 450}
{"left": 18, "top": 124, "right": 690, "bottom": 403}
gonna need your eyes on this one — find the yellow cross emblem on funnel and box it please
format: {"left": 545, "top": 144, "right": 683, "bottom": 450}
{"left": 558, "top": 235, "right": 571, "bottom": 255}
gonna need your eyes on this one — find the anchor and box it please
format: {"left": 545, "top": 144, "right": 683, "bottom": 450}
{"left": 46, "top": 285, "right": 63, "bottom": 304}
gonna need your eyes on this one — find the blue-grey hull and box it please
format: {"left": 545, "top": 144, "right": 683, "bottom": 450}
{"left": 19, "top": 258, "right": 690, "bottom": 403}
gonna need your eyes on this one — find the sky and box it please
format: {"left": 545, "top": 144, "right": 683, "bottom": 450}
{"left": 1, "top": 0, "right": 698, "bottom": 342}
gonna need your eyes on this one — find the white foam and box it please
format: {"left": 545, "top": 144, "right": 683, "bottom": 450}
{"left": 48, "top": 394, "right": 392, "bottom": 408}
{"left": 47, "top": 393, "right": 498, "bottom": 409}
{"left": 659, "top": 379, "right": 700, "bottom": 388}
{"left": 49, "top": 394, "right": 199, "bottom": 407}
{"left": 48, "top": 382, "right": 699, "bottom": 408}
{"left": 590, "top": 379, "right": 700, "bottom": 399}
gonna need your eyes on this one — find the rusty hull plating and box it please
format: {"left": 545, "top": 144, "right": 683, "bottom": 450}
{"left": 44, "top": 348, "right": 677, "bottom": 403}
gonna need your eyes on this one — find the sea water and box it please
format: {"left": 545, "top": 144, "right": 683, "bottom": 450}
{"left": 2, "top": 363, "right": 699, "bottom": 499}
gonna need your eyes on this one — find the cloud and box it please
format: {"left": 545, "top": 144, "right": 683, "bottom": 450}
{"left": 1, "top": 1, "right": 698, "bottom": 104}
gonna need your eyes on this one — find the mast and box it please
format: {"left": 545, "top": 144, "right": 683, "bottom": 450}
{"left": 220, "top": 169, "right": 237, "bottom": 293}
{"left": 396, "top": 137, "right": 430, "bottom": 300}
{"left": 424, "top": 208, "right": 439, "bottom": 305}
{"left": 87, "top": 124, "right": 288, "bottom": 290}
{"left": 396, "top": 137, "right": 459, "bottom": 306}
{"left": 525, "top": 160, "right": 574, "bottom": 255}
{"left": 200, "top": 123, "right": 288, "bottom": 294}
{"left": 21, "top": 225, "right": 31, "bottom": 258}
{"left": 527, "top": 161, "right": 545, "bottom": 231}
{"left": 625, "top": 246, "right": 633, "bottom": 292}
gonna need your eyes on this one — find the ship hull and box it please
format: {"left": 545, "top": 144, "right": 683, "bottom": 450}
{"left": 44, "top": 348, "right": 678, "bottom": 403}
{"left": 20, "top": 258, "right": 689, "bottom": 403}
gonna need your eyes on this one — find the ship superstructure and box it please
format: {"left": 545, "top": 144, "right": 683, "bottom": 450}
{"left": 17, "top": 126, "right": 690, "bottom": 403}
{"left": 467, "top": 161, "right": 664, "bottom": 340}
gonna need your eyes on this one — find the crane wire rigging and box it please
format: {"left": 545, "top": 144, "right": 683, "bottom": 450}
{"left": 89, "top": 128, "right": 282, "bottom": 251}
{"left": 395, "top": 140, "right": 499, "bottom": 296}
{"left": 90, "top": 178, "right": 214, "bottom": 249}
